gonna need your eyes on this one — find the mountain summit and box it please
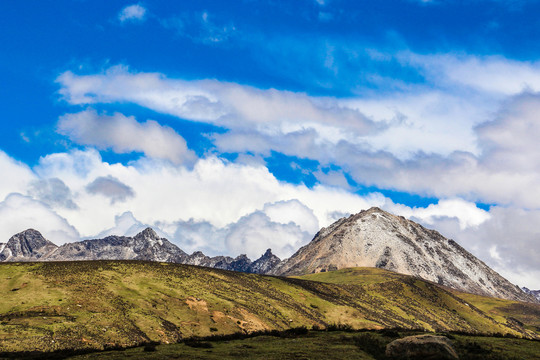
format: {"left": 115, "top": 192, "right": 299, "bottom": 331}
{"left": 272, "top": 207, "right": 533, "bottom": 302}
{"left": 0, "top": 229, "right": 58, "bottom": 261}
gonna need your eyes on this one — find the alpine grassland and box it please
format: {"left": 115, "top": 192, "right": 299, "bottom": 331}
{"left": 0, "top": 261, "right": 538, "bottom": 357}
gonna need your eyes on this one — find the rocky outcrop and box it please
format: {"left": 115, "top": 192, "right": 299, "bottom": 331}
{"left": 385, "top": 335, "right": 459, "bottom": 360}
{"left": 0, "top": 229, "right": 58, "bottom": 261}
{"left": 272, "top": 207, "right": 535, "bottom": 302}
{"left": 522, "top": 287, "right": 540, "bottom": 301}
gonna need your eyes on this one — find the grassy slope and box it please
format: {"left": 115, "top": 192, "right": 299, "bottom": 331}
{"left": 0, "top": 262, "right": 538, "bottom": 353}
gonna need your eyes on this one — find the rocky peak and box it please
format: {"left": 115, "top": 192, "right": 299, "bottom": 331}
{"left": 229, "top": 254, "right": 252, "bottom": 272}
{"left": 260, "top": 249, "right": 274, "bottom": 258}
{"left": 249, "top": 249, "right": 282, "bottom": 274}
{"left": 0, "top": 229, "right": 58, "bottom": 261}
{"left": 134, "top": 227, "right": 160, "bottom": 242}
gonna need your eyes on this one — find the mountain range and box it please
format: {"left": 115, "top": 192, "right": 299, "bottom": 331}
{"left": 0, "top": 227, "right": 281, "bottom": 275}
{"left": 0, "top": 207, "right": 536, "bottom": 303}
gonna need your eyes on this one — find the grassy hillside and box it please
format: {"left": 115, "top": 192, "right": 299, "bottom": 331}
{"left": 0, "top": 261, "right": 538, "bottom": 354}
{"left": 298, "top": 267, "right": 540, "bottom": 336}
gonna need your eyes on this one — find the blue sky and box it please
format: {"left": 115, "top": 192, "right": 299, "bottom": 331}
{"left": 1, "top": 1, "right": 540, "bottom": 287}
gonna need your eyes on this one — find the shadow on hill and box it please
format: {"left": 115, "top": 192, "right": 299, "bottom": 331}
{"left": 0, "top": 326, "right": 537, "bottom": 360}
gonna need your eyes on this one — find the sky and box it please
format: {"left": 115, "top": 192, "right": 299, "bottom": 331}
{"left": 1, "top": 0, "right": 540, "bottom": 288}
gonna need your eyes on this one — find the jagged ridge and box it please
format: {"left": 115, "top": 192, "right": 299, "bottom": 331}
{"left": 0, "top": 228, "right": 281, "bottom": 275}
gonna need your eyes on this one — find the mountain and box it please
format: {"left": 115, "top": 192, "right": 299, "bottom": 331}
{"left": 0, "top": 261, "right": 538, "bottom": 353}
{"left": 523, "top": 287, "right": 540, "bottom": 301}
{"left": 44, "top": 227, "right": 188, "bottom": 263}
{"left": 0, "top": 229, "right": 58, "bottom": 261}
{"left": 272, "top": 207, "right": 534, "bottom": 303}
{"left": 0, "top": 228, "right": 280, "bottom": 274}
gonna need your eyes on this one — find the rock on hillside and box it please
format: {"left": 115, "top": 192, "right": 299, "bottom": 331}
{"left": 0, "top": 229, "right": 58, "bottom": 261}
{"left": 385, "top": 335, "right": 459, "bottom": 360}
{"left": 272, "top": 207, "right": 535, "bottom": 303}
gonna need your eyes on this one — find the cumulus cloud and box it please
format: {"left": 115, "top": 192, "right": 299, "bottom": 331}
{"left": 225, "top": 211, "right": 311, "bottom": 259}
{"left": 95, "top": 211, "right": 149, "bottom": 238}
{"left": 58, "top": 109, "right": 196, "bottom": 165}
{"left": 154, "top": 200, "right": 319, "bottom": 259}
{"left": 118, "top": 4, "right": 147, "bottom": 23}
{"left": 86, "top": 176, "right": 135, "bottom": 204}
{"left": 28, "top": 178, "right": 77, "bottom": 209}
{"left": 262, "top": 200, "right": 319, "bottom": 234}
{"left": 0, "top": 151, "right": 36, "bottom": 202}
{"left": 386, "top": 198, "right": 491, "bottom": 230}
{"left": 0, "top": 193, "right": 79, "bottom": 244}
{"left": 32, "top": 148, "right": 384, "bottom": 235}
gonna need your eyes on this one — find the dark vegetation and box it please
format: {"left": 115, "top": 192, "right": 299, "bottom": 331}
{"left": 0, "top": 328, "right": 538, "bottom": 359}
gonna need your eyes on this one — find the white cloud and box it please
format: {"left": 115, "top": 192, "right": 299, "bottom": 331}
{"left": 118, "top": 4, "right": 147, "bottom": 23}
{"left": 56, "top": 66, "right": 379, "bottom": 140}
{"left": 387, "top": 198, "right": 491, "bottom": 230}
{"left": 95, "top": 211, "right": 148, "bottom": 239}
{"left": 404, "top": 53, "right": 540, "bottom": 96}
{"left": 224, "top": 211, "right": 311, "bottom": 259}
{"left": 29, "top": 178, "right": 77, "bottom": 209}
{"left": 58, "top": 109, "right": 196, "bottom": 165}
{"left": 0, "top": 151, "right": 36, "bottom": 202}
{"left": 263, "top": 200, "right": 320, "bottom": 234}
{"left": 0, "top": 194, "right": 79, "bottom": 244}
{"left": 24, "top": 148, "right": 385, "bottom": 238}
{"left": 86, "top": 176, "right": 135, "bottom": 204}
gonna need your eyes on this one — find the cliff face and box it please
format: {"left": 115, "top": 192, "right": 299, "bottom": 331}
{"left": 271, "top": 207, "right": 535, "bottom": 303}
